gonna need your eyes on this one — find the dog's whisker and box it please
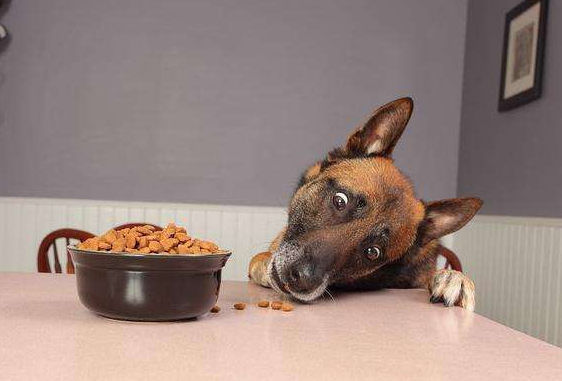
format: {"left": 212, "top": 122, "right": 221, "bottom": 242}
{"left": 324, "top": 289, "right": 336, "bottom": 303}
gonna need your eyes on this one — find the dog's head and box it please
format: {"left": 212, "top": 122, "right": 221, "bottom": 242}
{"left": 268, "top": 98, "right": 482, "bottom": 301}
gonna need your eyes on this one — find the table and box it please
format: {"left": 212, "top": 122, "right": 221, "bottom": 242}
{"left": 1, "top": 272, "right": 561, "bottom": 380}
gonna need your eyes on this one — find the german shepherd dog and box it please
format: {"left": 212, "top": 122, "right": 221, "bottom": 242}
{"left": 248, "top": 98, "right": 482, "bottom": 311}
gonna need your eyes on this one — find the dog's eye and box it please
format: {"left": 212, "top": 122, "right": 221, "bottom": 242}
{"left": 364, "top": 246, "right": 382, "bottom": 261}
{"left": 332, "top": 192, "right": 348, "bottom": 211}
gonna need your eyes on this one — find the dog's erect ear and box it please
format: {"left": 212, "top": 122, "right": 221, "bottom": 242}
{"left": 345, "top": 97, "right": 413, "bottom": 157}
{"left": 418, "top": 197, "right": 483, "bottom": 245}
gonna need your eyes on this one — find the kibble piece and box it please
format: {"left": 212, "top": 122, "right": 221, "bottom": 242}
{"left": 210, "top": 305, "right": 220, "bottom": 313}
{"left": 79, "top": 237, "right": 100, "bottom": 251}
{"left": 143, "top": 225, "right": 156, "bottom": 231}
{"left": 139, "top": 247, "right": 151, "bottom": 254}
{"left": 101, "top": 230, "right": 118, "bottom": 244}
{"left": 120, "top": 228, "right": 131, "bottom": 236}
{"left": 257, "top": 300, "right": 270, "bottom": 308}
{"left": 129, "top": 230, "right": 142, "bottom": 239}
{"left": 160, "top": 237, "right": 179, "bottom": 251}
{"left": 199, "top": 240, "right": 212, "bottom": 250}
{"left": 174, "top": 232, "right": 190, "bottom": 243}
{"left": 125, "top": 233, "right": 137, "bottom": 249}
{"left": 125, "top": 248, "right": 138, "bottom": 253}
{"left": 98, "top": 241, "right": 111, "bottom": 250}
{"left": 169, "top": 248, "right": 177, "bottom": 254}
{"left": 271, "top": 301, "right": 283, "bottom": 310}
{"left": 161, "top": 225, "right": 176, "bottom": 239}
{"left": 136, "top": 226, "right": 153, "bottom": 235}
{"left": 148, "top": 240, "right": 164, "bottom": 253}
{"left": 281, "top": 303, "right": 294, "bottom": 312}
{"left": 138, "top": 236, "right": 148, "bottom": 249}
{"left": 177, "top": 243, "right": 190, "bottom": 254}
{"left": 112, "top": 237, "right": 126, "bottom": 252}
{"left": 233, "top": 303, "right": 246, "bottom": 310}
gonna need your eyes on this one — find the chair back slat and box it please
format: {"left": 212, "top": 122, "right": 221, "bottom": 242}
{"left": 37, "top": 229, "right": 95, "bottom": 273}
{"left": 52, "top": 243, "right": 62, "bottom": 273}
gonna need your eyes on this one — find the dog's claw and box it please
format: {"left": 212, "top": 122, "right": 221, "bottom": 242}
{"left": 429, "top": 295, "right": 442, "bottom": 304}
{"left": 429, "top": 269, "right": 475, "bottom": 311}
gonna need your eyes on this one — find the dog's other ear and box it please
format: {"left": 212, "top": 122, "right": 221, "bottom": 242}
{"left": 418, "top": 197, "right": 483, "bottom": 246}
{"left": 345, "top": 97, "right": 413, "bottom": 157}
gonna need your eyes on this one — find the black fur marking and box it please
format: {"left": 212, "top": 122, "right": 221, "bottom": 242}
{"left": 321, "top": 147, "right": 374, "bottom": 171}
{"left": 327, "top": 178, "right": 369, "bottom": 223}
{"left": 332, "top": 244, "right": 438, "bottom": 291}
{"left": 358, "top": 227, "right": 390, "bottom": 261}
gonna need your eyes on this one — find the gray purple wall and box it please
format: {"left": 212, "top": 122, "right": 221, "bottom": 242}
{"left": 0, "top": 0, "right": 467, "bottom": 206}
{"left": 458, "top": 0, "right": 562, "bottom": 217}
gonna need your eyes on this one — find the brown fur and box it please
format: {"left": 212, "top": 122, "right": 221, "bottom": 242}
{"left": 248, "top": 97, "right": 481, "bottom": 308}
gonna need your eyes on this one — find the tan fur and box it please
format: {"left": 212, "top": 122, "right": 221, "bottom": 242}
{"left": 303, "top": 163, "right": 321, "bottom": 182}
{"left": 247, "top": 97, "right": 480, "bottom": 310}
{"left": 248, "top": 252, "right": 272, "bottom": 287}
{"left": 247, "top": 228, "right": 286, "bottom": 287}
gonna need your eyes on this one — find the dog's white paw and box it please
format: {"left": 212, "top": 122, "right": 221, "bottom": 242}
{"left": 429, "top": 269, "right": 475, "bottom": 311}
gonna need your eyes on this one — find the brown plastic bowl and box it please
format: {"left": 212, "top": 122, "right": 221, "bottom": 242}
{"left": 68, "top": 246, "right": 231, "bottom": 321}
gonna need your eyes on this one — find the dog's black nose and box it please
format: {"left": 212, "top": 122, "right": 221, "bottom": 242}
{"left": 288, "top": 260, "right": 321, "bottom": 293}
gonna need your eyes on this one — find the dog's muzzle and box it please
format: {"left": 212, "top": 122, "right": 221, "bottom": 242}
{"left": 267, "top": 242, "right": 329, "bottom": 302}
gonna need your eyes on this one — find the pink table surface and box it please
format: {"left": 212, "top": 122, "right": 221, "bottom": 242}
{"left": 1, "top": 272, "right": 561, "bottom": 381}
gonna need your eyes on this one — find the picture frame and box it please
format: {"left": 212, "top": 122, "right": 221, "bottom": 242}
{"left": 498, "top": 0, "right": 548, "bottom": 112}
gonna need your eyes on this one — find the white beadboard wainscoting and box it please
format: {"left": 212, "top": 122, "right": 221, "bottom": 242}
{"left": 0, "top": 197, "right": 287, "bottom": 281}
{"left": 1, "top": 197, "right": 561, "bottom": 347}
{"left": 455, "top": 215, "right": 562, "bottom": 348}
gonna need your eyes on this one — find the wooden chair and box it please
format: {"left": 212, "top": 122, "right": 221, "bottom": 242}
{"left": 37, "top": 229, "right": 95, "bottom": 274}
{"left": 439, "top": 246, "right": 462, "bottom": 272}
{"left": 112, "top": 223, "right": 163, "bottom": 231}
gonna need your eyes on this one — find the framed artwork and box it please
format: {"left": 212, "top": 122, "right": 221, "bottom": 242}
{"left": 498, "top": 0, "right": 548, "bottom": 111}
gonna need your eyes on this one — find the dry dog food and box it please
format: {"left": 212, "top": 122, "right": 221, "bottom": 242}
{"left": 281, "top": 303, "right": 294, "bottom": 312}
{"left": 210, "top": 305, "right": 221, "bottom": 313}
{"left": 233, "top": 303, "right": 246, "bottom": 310}
{"left": 78, "top": 223, "right": 222, "bottom": 254}
{"left": 261, "top": 300, "right": 293, "bottom": 312}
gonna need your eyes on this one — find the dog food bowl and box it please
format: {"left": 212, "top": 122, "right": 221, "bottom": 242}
{"left": 68, "top": 246, "right": 231, "bottom": 321}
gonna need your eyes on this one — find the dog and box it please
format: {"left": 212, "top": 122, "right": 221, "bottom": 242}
{"left": 248, "top": 97, "right": 482, "bottom": 311}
